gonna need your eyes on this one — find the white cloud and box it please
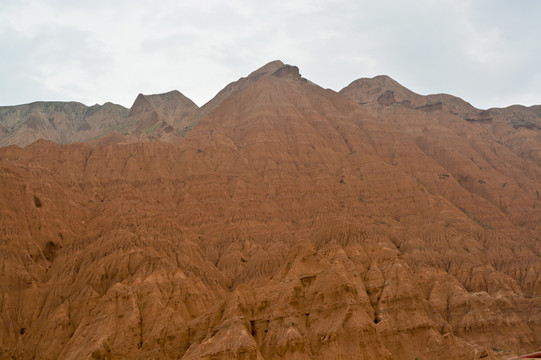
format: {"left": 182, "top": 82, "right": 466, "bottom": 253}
{"left": 0, "top": 0, "right": 540, "bottom": 109}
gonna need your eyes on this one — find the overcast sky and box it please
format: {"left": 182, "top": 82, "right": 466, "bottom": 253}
{"left": 1, "top": 0, "right": 540, "bottom": 109}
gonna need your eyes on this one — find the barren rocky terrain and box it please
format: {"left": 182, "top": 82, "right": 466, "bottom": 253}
{"left": 1, "top": 61, "right": 540, "bottom": 359}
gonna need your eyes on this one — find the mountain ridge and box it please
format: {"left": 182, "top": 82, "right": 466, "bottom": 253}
{"left": 2, "top": 60, "right": 539, "bottom": 148}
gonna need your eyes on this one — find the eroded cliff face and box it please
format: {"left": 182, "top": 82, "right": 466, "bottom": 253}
{"left": 1, "top": 63, "right": 540, "bottom": 359}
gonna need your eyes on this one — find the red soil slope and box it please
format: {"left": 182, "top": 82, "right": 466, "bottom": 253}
{"left": 1, "top": 63, "right": 540, "bottom": 359}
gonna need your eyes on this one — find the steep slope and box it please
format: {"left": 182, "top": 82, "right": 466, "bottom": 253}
{"left": 0, "top": 62, "right": 540, "bottom": 359}
{"left": 486, "top": 105, "right": 541, "bottom": 165}
{"left": 199, "top": 60, "right": 285, "bottom": 113}
{"left": 188, "top": 60, "right": 286, "bottom": 128}
{"left": 180, "top": 63, "right": 541, "bottom": 359}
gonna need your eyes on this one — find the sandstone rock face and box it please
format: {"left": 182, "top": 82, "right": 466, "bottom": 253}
{"left": 1, "top": 62, "right": 540, "bottom": 359}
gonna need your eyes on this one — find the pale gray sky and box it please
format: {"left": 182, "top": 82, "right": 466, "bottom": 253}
{"left": 1, "top": 0, "right": 540, "bottom": 109}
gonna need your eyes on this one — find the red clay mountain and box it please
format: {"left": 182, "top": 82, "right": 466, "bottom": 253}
{"left": 0, "top": 61, "right": 540, "bottom": 359}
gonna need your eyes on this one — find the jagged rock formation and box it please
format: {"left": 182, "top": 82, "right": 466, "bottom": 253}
{"left": 1, "top": 62, "right": 540, "bottom": 359}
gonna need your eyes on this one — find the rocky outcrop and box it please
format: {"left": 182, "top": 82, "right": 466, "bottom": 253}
{"left": 377, "top": 90, "right": 396, "bottom": 106}
{"left": 271, "top": 64, "right": 301, "bottom": 79}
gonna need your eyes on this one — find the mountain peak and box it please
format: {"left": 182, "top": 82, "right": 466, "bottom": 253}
{"left": 341, "top": 75, "right": 411, "bottom": 96}
{"left": 129, "top": 93, "right": 153, "bottom": 116}
{"left": 129, "top": 90, "right": 198, "bottom": 117}
{"left": 247, "top": 60, "right": 285, "bottom": 79}
{"left": 340, "top": 75, "right": 482, "bottom": 120}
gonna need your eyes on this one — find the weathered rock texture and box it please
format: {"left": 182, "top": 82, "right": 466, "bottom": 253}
{"left": 1, "top": 62, "right": 540, "bottom": 359}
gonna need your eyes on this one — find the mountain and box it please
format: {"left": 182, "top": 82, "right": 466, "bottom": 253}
{"left": 0, "top": 90, "right": 200, "bottom": 147}
{"left": 126, "top": 90, "right": 199, "bottom": 141}
{"left": 340, "top": 75, "right": 541, "bottom": 164}
{"left": 0, "top": 61, "right": 297, "bottom": 147}
{"left": 340, "top": 75, "right": 481, "bottom": 116}
{"left": 0, "top": 101, "right": 128, "bottom": 147}
{"left": 0, "top": 61, "right": 540, "bottom": 359}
